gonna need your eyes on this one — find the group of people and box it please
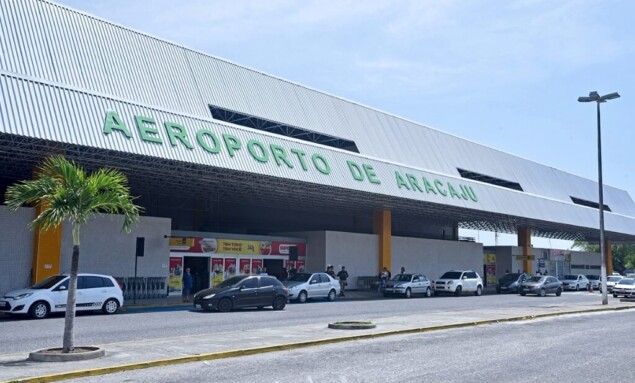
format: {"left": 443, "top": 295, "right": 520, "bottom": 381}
{"left": 326, "top": 265, "right": 349, "bottom": 296}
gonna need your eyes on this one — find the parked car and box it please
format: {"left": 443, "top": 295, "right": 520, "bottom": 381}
{"left": 0, "top": 273, "right": 123, "bottom": 319}
{"left": 496, "top": 273, "right": 529, "bottom": 293}
{"left": 283, "top": 272, "right": 339, "bottom": 303}
{"left": 560, "top": 274, "right": 589, "bottom": 291}
{"left": 606, "top": 275, "right": 623, "bottom": 292}
{"left": 193, "top": 275, "right": 288, "bottom": 312}
{"left": 383, "top": 273, "right": 432, "bottom": 298}
{"left": 434, "top": 270, "right": 483, "bottom": 296}
{"left": 520, "top": 276, "right": 563, "bottom": 297}
{"left": 586, "top": 275, "right": 602, "bottom": 290}
{"left": 612, "top": 278, "right": 635, "bottom": 298}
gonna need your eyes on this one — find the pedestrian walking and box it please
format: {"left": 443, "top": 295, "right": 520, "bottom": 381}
{"left": 182, "top": 267, "right": 193, "bottom": 302}
{"left": 337, "top": 266, "right": 349, "bottom": 296}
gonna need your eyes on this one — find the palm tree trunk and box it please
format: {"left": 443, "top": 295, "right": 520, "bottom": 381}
{"left": 62, "top": 225, "right": 80, "bottom": 353}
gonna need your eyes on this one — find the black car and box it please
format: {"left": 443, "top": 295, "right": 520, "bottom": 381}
{"left": 193, "top": 275, "right": 288, "bottom": 312}
{"left": 496, "top": 273, "right": 529, "bottom": 293}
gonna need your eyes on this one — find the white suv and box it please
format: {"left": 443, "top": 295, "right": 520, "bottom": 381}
{"left": 0, "top": 273, "right": 124, "bottom": 319}
{"left": 434, "top": 270, "right": 483, "bottom": 296}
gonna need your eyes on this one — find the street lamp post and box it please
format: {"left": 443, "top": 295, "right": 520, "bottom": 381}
{"left": 577, "top": 91, "right": 620, "bottom": 305}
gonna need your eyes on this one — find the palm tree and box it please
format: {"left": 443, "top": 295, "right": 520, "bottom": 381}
{"left": 4, "top": 155, "right": 141, "bottom": 353}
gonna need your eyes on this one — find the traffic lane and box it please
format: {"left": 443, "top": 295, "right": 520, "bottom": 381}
{"left": 62, "top": 310, "right": 634, "bottom": 383}
{"left": 0, "top": 291, "right": 612, "bottom": 354}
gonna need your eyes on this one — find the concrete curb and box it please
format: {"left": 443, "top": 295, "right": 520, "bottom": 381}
{"left": 28, "top": 347, "right": 105, "bottom": 362}
{"left": 9, "top": 305, "right": 634, "bottom": 383}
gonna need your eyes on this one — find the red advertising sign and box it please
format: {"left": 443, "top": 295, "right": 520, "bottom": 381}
{"left": 295, "top": 260, "right": 306, "bottom": 273}
{"left": 168, "top": 257, "right": 183, "bottom": 294}
{"left": 251, "top": 259, "right": 263, "bottom": 274}
{"left": 271, "top": 242, "right": 306, "bottom": 256}
{"left": 224, "top": 258, "right": 237, "bottom": 279}
{"left": 239, "top": 259, "right": 251, "bottom": 275}
{"left": 211, "top": 258, "right": 224, "bottom": 286}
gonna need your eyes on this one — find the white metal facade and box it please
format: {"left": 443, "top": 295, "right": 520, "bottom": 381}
{"left": 1, "top": 0, "right": 634, "bottom": 240}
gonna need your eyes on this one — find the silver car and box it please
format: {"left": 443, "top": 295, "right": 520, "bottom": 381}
{"left": 283, "top": 272, "right": 340, "bottom": 303}
{"left": 384, "top": 273, "right": 432, "bottom": 298}
{"left": 520, "top": 276, "right": 563, "bottom": 297}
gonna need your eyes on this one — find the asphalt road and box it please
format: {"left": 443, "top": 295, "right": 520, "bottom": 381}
{"left": 62, "top": 310, "right": 634, "bottom": 383}
{"left": 0, "top": 291, "right": 612, "bottom": 354}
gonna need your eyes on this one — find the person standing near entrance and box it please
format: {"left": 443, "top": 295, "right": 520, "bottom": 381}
{"left": 182, "top": 267, "right": 193, "bottom": 302}
{"left": 337, "top": 266, "right": 349, "bottom": 297}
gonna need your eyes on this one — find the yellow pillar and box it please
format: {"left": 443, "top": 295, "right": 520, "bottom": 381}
{"left": 605, "top": 240, "right": 613, "bottom": 275}
{"left": 31, "top": 201, "right": 63, "bottom": 283}
{"left": 517, "top": 227, "right": 532, "bottom": 274}
{"left": 373, "top": 209, "right": 391, "bottom": 273}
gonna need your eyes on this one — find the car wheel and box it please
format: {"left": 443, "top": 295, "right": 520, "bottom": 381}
{"left": 575, "top": 284, "right": 579, "bottom": 291}
{"left": 217, "top": 298, "right": 233, "bottom": 312}
{"left": 556, "top": 288, "right": 562, "bottom": 297}
{"left": 496, "top": 288, "right": 501, "bottom": 294}
{"left": 475, "top": 285, "right": 482, "bottom": 296}
{"left": 434, "top": 291, "right": 439, "bottom": 296}
{"left": 454, "top": 286, "right": 462, "bottom": 296}
{"left": 101, "top": 298, "right": 120, "bottom": 315}
{"left": 327, "top": 289, "right": 337, "bottom": 301}
{"left": 539, "top": 288, "right": 546, "bottom": 297}
{"left": 425, "top": 287, "right": 432, "bottom": 297}
{"left": 272, "top": 296, "right": 286, "bottom": 310}
{"left": 298, "top": 291, "right": 308, "bottom": 303}
{"left": 613, "top": 293, "right": 618, "bottom": 298}
{"left": 29, "top": 301, "right": 49, "bottom": 319}
{"left": 404, "top": 288, "right": 412, "bottom": 298}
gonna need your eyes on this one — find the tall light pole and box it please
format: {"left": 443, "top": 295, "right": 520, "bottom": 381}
{"left": 578, "top": 91, "right": 620, "bottom": 305}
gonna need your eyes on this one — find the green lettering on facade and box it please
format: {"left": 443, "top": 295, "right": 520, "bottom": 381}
{"left": 164, "top": 122, "right": 193, "bottom": 149}
{"left": 422, "top": 177, "right": 436, "bottom": 194}
{"left": 196, "top": 129, "right": 221, "bottom": 154}
{"left": 405, "top": 173, "right": 423, "bottom": 192}
{"left": 460, "top": 185, "right": 469, "bottom": 200}
{"left": 395, "top": 171, "right": 410, "bottom": 190}
{"left": 363, "top": 164, "right": 381, "bottom": 185}
{"left": 103, "top": 111, "right": 131, "bottom": 138}
{"left": 447, "top": 182, "right": 460, "bottom": 198}
{"left": 135, "top": 115, "right": 162, "bottom": 144}
{"left": 466, "top": 186, "right": 478, "bottom": 202}
{"left": 434, "top": 179, "right": 447, "bottom": 196}
{"left": 270, "top": 144, "right": 293, "bottom": 168}
{"left": 290, "top": 149, "right": 308, "bottom": 171}
{"left": 247, "top": 140, "right": 268, "bottom": 163}
{"left": 347, "top": 161, "right": 364, "bottom": 181}
{"left": 222, "top": 134, "right": 242, "bottom": 157}
{"left": 312, "top": 154, "right": 330, "bottom": 175}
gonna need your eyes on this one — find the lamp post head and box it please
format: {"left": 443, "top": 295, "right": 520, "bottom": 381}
{"left": 578, "top": 91, "right": 620, "bottom": 103}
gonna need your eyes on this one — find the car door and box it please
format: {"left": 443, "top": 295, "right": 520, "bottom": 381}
{"left": 50, "top": 278, "right": 70, "bottom": 312}
{"left": 235, "top": 277, "right": 259, "bottom": 307}
{"left": 79, "top": 276, "right": 108, "bottom": 310}
{"left": 411, "top": 275, "right": 422, "bottom": 294}
{"left": 75, "top": 276, "right": 92, "bottom": 311}
{"left": 257, "top": 277, "right": 277, "bottom": 306}
{"left": 308, "top": 273, "right": 322, "bottom": 298}
{"left": 464, "top": 272, "right": 477, "bottom": 291}
{"left": 319, "top": 273, "right": 332, "bottom": 296}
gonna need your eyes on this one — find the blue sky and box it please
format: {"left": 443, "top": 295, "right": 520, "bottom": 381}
{"left": 57, "top": 0, "right": 634, "bottom": 248}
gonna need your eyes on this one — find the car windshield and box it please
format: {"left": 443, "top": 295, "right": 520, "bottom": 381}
{"left": 501, "top": 273, "right": 521, "bottom": 282}
{"left": 440, "top": 272, "right": 462, "bottom": 279}
{"left": 31, "top": 275, "right": 67, "bottom": 289}
{"left": 392, "top": 274, "right": 412, "bottom": 282}
{"left": 288, "top": 273, "right": 311, "bottom": 282}
{"left": 528, "top": 276, "right": 544, "bottom": 283}
{"left": 215, "top": 275, "right": 248, "bottom": 288}
{"left": 608, "top": 276, "right": 623, "bottom": 282}
{"left": 586, "top": 275, "right": 599, "bottom": 280}
{"left": 618, "top": 279, "right": 635, "bottom": 285}
{"left": 563, "top": 275, "right": 577, "bottom": 280}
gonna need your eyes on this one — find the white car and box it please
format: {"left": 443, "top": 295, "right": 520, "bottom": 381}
{"left": 434, "top": 270, "right": 483, "bottom": 296}
{"left": 283, "top": 272, "right": 340, "bottom": 303}
{"left": 0, "top": 273, "right": 124, "bottom": 319}
{"left": 606, "top": 275, "right": 623, "bottom": 292}
{"left": 560, "top": 274, "right": 589, "bottom": 291}
{"left": 383, "top": 273, "right": 433, "bottom": 298}
{"left": 612, "top": 278, "right": 635, "bottom": 298}
{"left": 586, "top": 275, "right": 602, "bottom": 290}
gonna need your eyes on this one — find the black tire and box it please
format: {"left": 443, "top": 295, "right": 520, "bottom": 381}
{"left": 496, "top": 288, "right": 501, "bottom": 294}
{"left": 575, "top": 284, "right": 580, "bottom": 291}
{"left": 434, "top": 291, "right": 440, "bottom": 296}
{"left": 101, "top": 298, "right": 120, "bottom": 315}
{"left": 29, "top": 301, "right": 49, "bottom": 319}
{"left": 556, "top": 288, "right": 562, "bottom": 297}
{"left": 425, "top": 287, "right": 432, "bottom": 297}
{"left": 475, "top": 285, "right": 482, "bottom": 296}
{"left": 217, "top": 298, "right": 233, "bottom": 312}
{"left": 539, "top": 288, "right": 546, "bottom": 297}
{"left": 404, "top": 288, "right": 412, "bottom": 298}
{"left": 520, "top": 292, "right": 526, "bottom": 296}
{"left": 298, "top": 290, "right": 308, "bottom": 303}
{"left": 272, "top": 296, "right": 286, "bottom": 310}
{"left": 454, "top": 286, "right": 462, "bottom": 297}
{"left": 327, "top": 289, "right": 336, "bottom": 301}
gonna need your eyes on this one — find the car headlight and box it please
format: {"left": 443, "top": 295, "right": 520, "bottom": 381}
{"left": 447, "top": 281, "right": 453, "bottom": 285}
{"left": 14, "top": 293, "right": 33, "bottom": 300}
{"left": 289, "top": 285, "right": 298, "bottom": 290}
{"left": 203, "top": 293, "right": 216, "bottom": 299}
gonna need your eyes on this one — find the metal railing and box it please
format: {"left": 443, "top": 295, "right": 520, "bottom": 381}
{"left": 114, "top": 277, "right": 167, "bottom": 300}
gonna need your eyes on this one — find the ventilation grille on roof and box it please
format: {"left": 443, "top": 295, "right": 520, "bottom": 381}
{"left": 209, "top": 105, "right": 359, "bottom": 153}
{"left": 457, "top": 168, "right": 524, "bottom": 191}
{"left": 570, "top": 196, "right": 611, "bottom": 212}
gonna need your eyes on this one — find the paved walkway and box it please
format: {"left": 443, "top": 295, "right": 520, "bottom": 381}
{"left": 1, "top": 294, "right": 633, "bottom": 383}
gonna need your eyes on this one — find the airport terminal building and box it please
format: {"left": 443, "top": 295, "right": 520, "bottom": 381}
{"left": 1, "top": 0, "right": 635, "bottom": 295}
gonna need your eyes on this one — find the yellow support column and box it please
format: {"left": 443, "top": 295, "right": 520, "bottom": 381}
{"left": 373, "top": 209, "right": 392, "bottom": 273}
{"left": 31, "top": 201, "right": 63, "bottom": 283}
{"left": 605, "top": 240, "right": 613, "bottom": 275}
{"left": 517, "top": 227, "right": 532, "bottom": 274}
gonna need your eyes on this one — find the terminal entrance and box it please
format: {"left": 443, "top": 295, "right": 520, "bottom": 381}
{"left": 184, "top": 256, "right": 210, "bottom": 294}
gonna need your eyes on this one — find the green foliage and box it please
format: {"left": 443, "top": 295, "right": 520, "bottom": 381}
{"left": 571, "top": 240, "right": 635, "bottom": 273}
